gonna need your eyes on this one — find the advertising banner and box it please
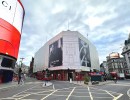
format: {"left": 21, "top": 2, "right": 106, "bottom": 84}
{"left": 49, "top": 38, "right": 63, "bottom": 67}
{"left": 0, "top": 0, "right": 24, "bottom": 32}
{"left": 109, "top": 52, "right": 120, "bottom": 59}
{"left": 79, "top": 38, "right": 91, "bottom": 67}
{"left": 0, "top": 0, "right": 24, "bottom": 58}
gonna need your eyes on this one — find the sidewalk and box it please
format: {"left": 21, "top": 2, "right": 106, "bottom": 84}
{"left": 0, "top": 77, "right": 52, "bottom": 90}
{"left": 42, "top": 81, "right": 52, "bottom": 87}
{"left": 72, "top": 80, "right": 113, "bottom": 86}
{"left": 0, "top": 81, "right": 18, "bottom": 90}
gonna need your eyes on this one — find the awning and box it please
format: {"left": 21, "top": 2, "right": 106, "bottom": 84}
{"left": 110, "top": 72, "right": 117, "bottom": 74}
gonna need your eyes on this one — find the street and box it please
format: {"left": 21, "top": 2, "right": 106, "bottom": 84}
{"left": 0, "top": 79, "right": 130, "bottom": 100}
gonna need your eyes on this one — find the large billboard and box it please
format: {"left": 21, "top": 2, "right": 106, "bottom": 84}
{"left": 0, "top": 0, "right": 25, "bottom": 59}
{"left": 49, "top": 38, "right": 63, "bottom": 67}
{"left": 109, "top": 52, "right": 120, "bottom": 59}
{"left": 79, "top": 38, "right": 91, "bottom": 67}
{"left": 0, "top": 0, "right": 24, "bottom": 32}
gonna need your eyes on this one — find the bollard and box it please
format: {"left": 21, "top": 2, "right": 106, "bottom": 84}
{"left": 70, "top": 78, "right": 72, "bottom": 83}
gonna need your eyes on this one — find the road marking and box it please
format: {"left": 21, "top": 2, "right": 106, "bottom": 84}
{"left": 52, "top": 94, "right": 90, "bottom": 97}
{"left": 19, "top": 99, "right": 36, "bottom": 100}
{"left": 90, "top": 87, "right": 123, "bottom": 100}
{"left": 58, "top": 86, "right": 76, "bottom": 90}
{"left": 24, "top": 90, "right": 54, "bottom": 94}
{"left": 71, "top": 95, "right": 90, "bottom": 97}
{"left": 0, "top": 81, "right": 43, "bottom": 90}
{"left": 108, "top": 84, "right": 130, "bottom": 86}
{"left": 0, "top": 97, "right": 17, "bottom": 100}
{"left": 87, "top": 86, "right": 93, "bottom": 100}
{"left": 90, "top": 92, "right": 108, "bottom": 94}
{"left": 56, "top": 91, "right": 71, "bottom": 92}
{"left": 105, "top": 90, "right": 115, "bottom": 98}
{"left": 41, "top": 90, "right": 57, "bottom": 100}
{"left": 13, "top": 85, "right": 37, "bottom": 96}
{"left": 13, "top": 94, "right": 28, "bottom": 97}
{"left": 127, "top": 88, "right": 130, "bottom": 98}
{"left": 0, "top": 84, "right": 17, "bottom": 90}
{"left": 74, "top": 88, "right": 90, "bottom": 90}
{"left": 16, "top": 94, "right": 31, "bottom": 100}
{"left": 90, "top": 87, "right": 121, "bottom": 94}
{"left": 94, "top": 97, "right": 113, "bottom": 98}
{"left": 66, "top": 87, "right": 76, "bottom": 100}
{"left": 113, "top": 94, "right": 123, "bottom": 100}
{"left": 11, "top": 85, "right": 38, "bottom": 100}
{"left": 0, "top": 85, "right": 38, "bottom": 100}
{"left": 52, "top": 94, "right": 68, "bottom": 97}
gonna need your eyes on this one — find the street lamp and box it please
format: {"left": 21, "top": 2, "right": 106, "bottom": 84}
{"left": 20, "top": 58, "right": 24, "bottom": 68}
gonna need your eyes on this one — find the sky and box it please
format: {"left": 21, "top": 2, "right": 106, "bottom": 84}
{"left": 18, "top": 0, "right": 130, "bottom": 66}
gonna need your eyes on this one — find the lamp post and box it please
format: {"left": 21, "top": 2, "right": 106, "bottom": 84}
{"left": 20, "top": 58, "right": 24, "bottom": 68}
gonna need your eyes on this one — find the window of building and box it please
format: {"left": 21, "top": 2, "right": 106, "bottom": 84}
{"left": 126, "top": 46, "right": 128, "bottom": 49}
{"left": 120, "top": 64, "right": 122, "bottom": 68}
{"left": 124, "top": 55, "right": 126, "bottom": 61}
{"left": 128, "top": 57, "right": 130, "bottom": 63}
{"left": 1, "top": 57, "right": 15, "bottom": 69}
{"left": 115, "top": 63, "right": 118, "bottom": 68}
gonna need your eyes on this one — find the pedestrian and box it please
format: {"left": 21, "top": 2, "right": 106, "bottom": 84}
{"left": 18, "top": 68, "right": 22, "bottom": 84}
{"left": 21, "top": 73, "right": 25, "bottom": 85}
{"left": 76, "top": 75, "right": 78, "bottom": 83}
{"left": 104, "top": 75, "right": 107, "bottom": 81}
{"left": 113, "top": 76, "right": 117, "bottom": 83}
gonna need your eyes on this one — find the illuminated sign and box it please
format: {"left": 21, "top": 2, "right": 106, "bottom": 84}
{"left": 109, "top": 52, "right": 120, "bottom": 58}
{"left": 0, "top": 0, "right": 24, "bottom": 59}
{"left": 0, "top": 0, "right": 24, "bottom": 33}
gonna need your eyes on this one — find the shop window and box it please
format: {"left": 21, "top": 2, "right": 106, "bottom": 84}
{"left": 1, "top": 57, "right": 15, "bottom": 69}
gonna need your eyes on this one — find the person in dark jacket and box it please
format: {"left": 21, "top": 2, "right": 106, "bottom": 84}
{"left": 18, "top": 68, "right": 22, "bottom": 84}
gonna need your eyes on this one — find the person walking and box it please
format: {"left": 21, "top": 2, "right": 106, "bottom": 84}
{"left": 18, "top": 68, "right": 22, "bottom": 84}
{"left": 113, "top": 76, "right": 117, "bottom": 83}
{"left": 21, "top": 73, "right": 25, "bottom": 85}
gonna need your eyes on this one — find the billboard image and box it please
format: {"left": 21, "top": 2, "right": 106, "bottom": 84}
{"left": 0, "top": 0, "right": 24, "bottom": 32}
{"left": 109, "top": 52, "right": 120, "bottom": 59}
{"left": 79, "top": 38, "right": 91, "bottom": 67}
{"left": 0, "top": 0, "right": 25, "bottom": 59}
{"left": 49, "top": 38, "right": 63, "bottom": 67}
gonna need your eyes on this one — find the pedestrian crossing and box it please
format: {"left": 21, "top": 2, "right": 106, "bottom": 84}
{"left": 0, "top": 85, "right": 123, "bottom": 100}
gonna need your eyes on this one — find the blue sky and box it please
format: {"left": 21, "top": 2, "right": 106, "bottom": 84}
{"left": 18, "top": 0, "right": 130, "bottom": 66}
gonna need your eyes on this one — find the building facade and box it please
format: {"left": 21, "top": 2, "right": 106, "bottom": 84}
{"left": 100, "top": 61, "right": 109, "bottom": 74}
{"left": 122, "top": 34, "right": 130, "bottom": 73}
{"left": 107, "top": 52, "right": 127, "bottom": 77}
{"left": 34, "top": 31, "right": 100, "bottom": 81}
{"left": 0, "top": 0, "right": 25, "bottom": 83}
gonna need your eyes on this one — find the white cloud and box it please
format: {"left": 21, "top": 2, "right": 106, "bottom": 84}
{"left": 19, "top": 0, "right": 130, "bottom": 66}
{"left": 52, "top": 5, "right": 65, "bottom": 14}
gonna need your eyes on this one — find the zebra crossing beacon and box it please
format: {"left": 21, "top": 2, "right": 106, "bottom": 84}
{"left": 0, "top": 0, "right": 25, "bottom": 83}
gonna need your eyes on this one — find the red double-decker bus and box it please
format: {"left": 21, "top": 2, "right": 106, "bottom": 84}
{"left": 0, "top": 0, "right": 25, "bottom": 83}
